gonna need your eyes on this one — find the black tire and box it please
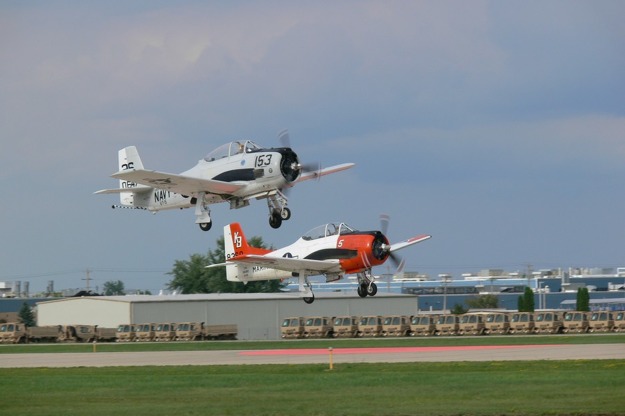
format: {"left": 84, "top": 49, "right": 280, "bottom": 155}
{"left": 199, "top": 222, "right": 212, "bottom": 231}
{"left": 303, "top": 295, "right": 315, "bottom": 304}
{"left": 269, "top": 213, "right": 282, "bottom": 229}
{"left": 357, "top": 284, "right": 367, "bottom": 298}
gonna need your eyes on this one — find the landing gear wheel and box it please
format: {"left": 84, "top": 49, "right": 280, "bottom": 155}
{"left": 303, "top": 295, "right": 315, "bottom": 304}
{"left": 199, "top": 221, "right": 212, "bottom": 231}
{"left": 280, "top": 207, "right": 291, "bottom": 221}
{"left": 367, "top": 283, "right": 378, "bottom": 297}
{"left": 269, "top": 213, "right": 283, "bottom": 229}
{"left": 357, "top": 284, "right": 368, "bottom": 298}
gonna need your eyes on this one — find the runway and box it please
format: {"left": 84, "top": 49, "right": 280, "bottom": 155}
{"left": 1, "top": 344, "right": 624, "bottom": 368}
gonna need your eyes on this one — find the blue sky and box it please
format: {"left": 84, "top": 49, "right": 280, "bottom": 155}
{"left": 1, "top": 1, "right": 624, "bottom": 294}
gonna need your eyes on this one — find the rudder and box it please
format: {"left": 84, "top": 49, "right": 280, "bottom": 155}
{"left": 117, "top": 146, "right": 148, "bottom": 207}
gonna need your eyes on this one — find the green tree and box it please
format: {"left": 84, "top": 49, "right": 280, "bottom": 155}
{"left": 451, "top": 303, "right": 468, "bottom": 315}
{"left": 168, "top": 236, "right": 285, "bottom": 294}
{"left": 517, "top": 287, "right": 535, "bottom": 312}
{"left": 103, "top": 280, "right": 125, "bottom": 296}
{"left": 576, "top": 287, "right": 590, "bottom": 311}
{"left": 466, "top": 294, "right": 499, "bottom": 309}
{"left": 18, "top": 302, "right": 35, "bottom": 327}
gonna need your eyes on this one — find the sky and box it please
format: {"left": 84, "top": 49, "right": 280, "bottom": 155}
{"left": 1, "top": 1, "right": 624, "bottom": 294}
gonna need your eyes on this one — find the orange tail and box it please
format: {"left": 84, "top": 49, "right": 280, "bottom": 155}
{"left": 224, "top": 223, "right": 269, "bottom": 259}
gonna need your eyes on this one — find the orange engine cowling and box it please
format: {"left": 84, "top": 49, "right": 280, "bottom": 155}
{"left": 338, "top": 231, "right": 390, "bottom": 274}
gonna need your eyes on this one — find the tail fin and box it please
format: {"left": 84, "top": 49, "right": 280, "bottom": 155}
{"left": 223, "top": 223, "right": 271, "bottom": 282}
{"left": 117, "top": 146, "right": 149, "bottom": 206}
{"left": 224, "top": 223, "right": 268, "bottom": 259}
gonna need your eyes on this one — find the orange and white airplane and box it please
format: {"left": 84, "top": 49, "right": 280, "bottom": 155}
{"left": 207, "top": 220, "right": 431, "bottom": 303}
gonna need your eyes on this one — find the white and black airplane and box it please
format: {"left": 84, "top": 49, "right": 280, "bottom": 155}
{"left": 95, "top": 134, "right": 354, "bottom": 231}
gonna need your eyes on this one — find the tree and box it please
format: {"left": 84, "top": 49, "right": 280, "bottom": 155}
{"left": 451, "top": 303, "right": 468, "bottom": 315}
{"left": 466, "top": 294, "right": 499, "bottom": 309}
{"left": 168, "top": 236, "right": 285, "bottom": 294}
{"left": 18, "top": 302, "right": 35, "bottom": 327}
{"left": 103, "top": 280, "right": 125, "bottom": 296}
{"left": 576, "top": 287, "right": 590, "bottom": 311}
{"left": 518, "top": 287, "right": 535, "bottom": 312}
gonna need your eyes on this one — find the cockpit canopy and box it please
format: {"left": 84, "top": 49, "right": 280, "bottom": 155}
{"left": 204, "top": 141, "right": 262, "bottom": 162}
{"left": 301, "top": 223, "right": 357, "bottom": 241}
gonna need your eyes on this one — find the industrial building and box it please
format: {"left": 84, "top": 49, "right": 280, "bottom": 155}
{"left": 36, "top": 292, "right": 420, "bottom": 340}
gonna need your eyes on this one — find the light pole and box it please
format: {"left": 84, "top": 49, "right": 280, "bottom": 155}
{"left": 440, "top": 274, "right": 452, "bottom": 313}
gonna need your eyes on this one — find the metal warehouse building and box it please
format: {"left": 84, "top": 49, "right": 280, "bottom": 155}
{"left": 36, "top": 293, "right": 420, "bottom": 340}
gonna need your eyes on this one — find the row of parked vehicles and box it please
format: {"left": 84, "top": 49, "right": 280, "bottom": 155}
{"left": 280, "top": 310, "right": 625, "bottom": 338}
{"left": 0, "top": 322, "right": 237, "bottom": 344}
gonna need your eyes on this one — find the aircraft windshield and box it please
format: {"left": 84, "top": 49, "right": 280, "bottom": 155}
{"left": 204, "top": 141, "right": 262, "bottom": 161}
{"left": 301, "top": 223, "right": 357, "bottom": 240}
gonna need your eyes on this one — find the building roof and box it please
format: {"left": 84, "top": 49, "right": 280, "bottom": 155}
{"left": 36, "top": 292, "right": 414, "bottom": 305}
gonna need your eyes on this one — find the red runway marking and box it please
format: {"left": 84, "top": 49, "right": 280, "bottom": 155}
{"left": 239, "top": 345, "right": 563, "bottom": 356}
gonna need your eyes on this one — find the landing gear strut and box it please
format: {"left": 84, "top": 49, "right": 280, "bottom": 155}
{"left": 299, "top": 273, "right": 315, "bottom": 304}
{"left": 356, "top": 271, "right": 377, "bottom": 298}
{"left": 194, "top": 193, "right": 213, "bottom": 232}
{"left": 267, "top": 190, "right": 291, "bottom": 229}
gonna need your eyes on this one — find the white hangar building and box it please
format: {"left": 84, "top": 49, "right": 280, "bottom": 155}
{"left": 36, "top": 293, "right": 420, "bottom": 340}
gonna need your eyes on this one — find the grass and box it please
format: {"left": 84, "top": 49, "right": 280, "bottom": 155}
{"left": 1, "top": 333, "right": 625, "bottom": 354}
{"left": 1, "top": 361, "right": 625, "bottom": 415}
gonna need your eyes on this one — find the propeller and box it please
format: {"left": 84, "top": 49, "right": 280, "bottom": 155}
{"left": 277, "top": 129, "right": 322, "bottom": 187}
{"left": 379, "top": 213, "right": 404, "bottom": 272}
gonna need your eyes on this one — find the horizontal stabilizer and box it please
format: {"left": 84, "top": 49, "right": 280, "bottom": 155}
{"left": 94, "top": 185, "right": 150, "bottom": 195}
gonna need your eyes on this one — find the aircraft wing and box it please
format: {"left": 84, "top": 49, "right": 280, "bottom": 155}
{"left": 111, "top": 169, "right": 245, "bottom": 196}
{"left": 293, "top": 163, "right": 355, "bottom": 184}
{"left": 210, "top": 255, "right": 343, "bottom": 274}
{"left": 390, "top": 234, "right": 432, "bottom": 252}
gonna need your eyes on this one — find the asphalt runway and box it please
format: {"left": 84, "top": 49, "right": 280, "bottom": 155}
{"left": 1, "top": 344, "right": 624, "bottom": 368}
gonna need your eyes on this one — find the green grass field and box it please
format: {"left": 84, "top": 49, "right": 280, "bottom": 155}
{"left": 2, "top": 335, "right": 624, "bottom": 415}
{"left": 1, "top": 361, "right": 624, "bottom": 416}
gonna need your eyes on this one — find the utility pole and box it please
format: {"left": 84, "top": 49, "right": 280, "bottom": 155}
{"left": 82, "top": 269, "right": 92, "bottom": 291}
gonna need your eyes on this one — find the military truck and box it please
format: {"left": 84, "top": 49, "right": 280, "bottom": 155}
{"left": 0, "top": 322, "right": 27, "bottom": 343}
{"left": 484, "top": 312, "right": 510, "bottom": 335}
{"left": 614, "top": 311, "right": 625, "bottom": 332}
{"left": 509, "top": 312, "right": 534, "bottom": 334}
{"left": 58, "top": 325, "right": 101, "bottom": 342}
{"left": 562, "top": 311, "right": 589, "bottom": 333}
{"left": 116, "top": 324, "right": 137, "bottom": 342}
{"left": 458, "top": 313, "right": 485, "bottom": 335}
{"left": 332, "top": 316, "right": 358, "bottom": 338}
{"left": 280, "top": 317, "right": 304, "bottom": 339}
{"left": 409, "top": 315, "right": 437, "bottom": 336}
{"left": 27, "top": 326, "right": 64, "bottom": 343}
{"left": 154, "top": 323, "right": 176, "bottom": 341}
{"left": 435, "top": 315, "right": 459, "bottom": 336}
{"left": 588, "top": 311, "right": 613, "bottom": 333}
{"left": 135, "top": 323, "right": 156, "bottom": 341}
{"left": 534, "top": 312, "right": 563, "bottom": 334}
{"left": 302, "top": 316, "right": 333, "bottom": 338}
{"left": 357, "top": 316, "right": 383, "bottom": 337}
{"left": 381, "top": 315, "right": 411, "bottom": 337}
{"left": 176, "top": 322, "right": 204, "bottom": 341}
{"left": 204, "top": 324, "right": 237, "bottom": 340}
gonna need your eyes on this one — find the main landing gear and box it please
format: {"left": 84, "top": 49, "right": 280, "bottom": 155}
{"left": 267, "top": 190, "right": 291, "bottom": 229}
{"left": 357, "top": 271, "right": 378, "bottom": 298}
{"left": 299, "top": 273, "right": 315, "bottom": 304}
{"left": 195, "top": 193, "right": 213, "bottom": 232}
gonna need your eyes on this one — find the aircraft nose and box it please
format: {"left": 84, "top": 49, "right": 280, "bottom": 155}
{"left": 279, "top": 148, "right": 300, "bottom": 183}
